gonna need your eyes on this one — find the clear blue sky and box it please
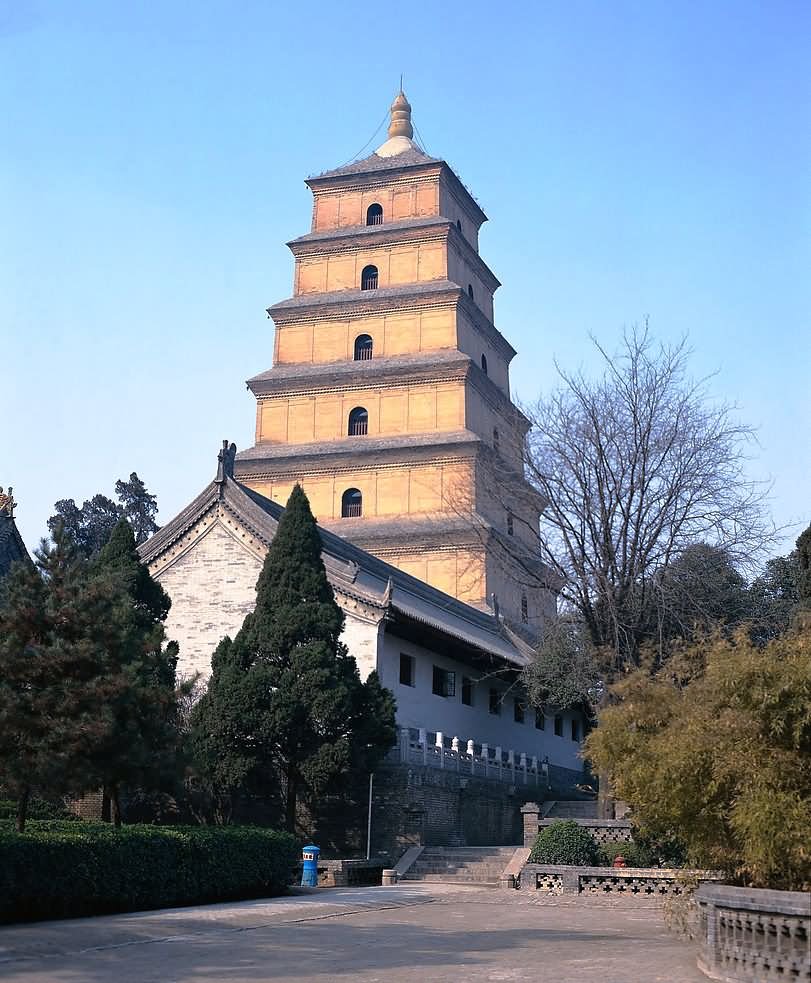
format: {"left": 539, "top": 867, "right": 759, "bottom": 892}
{"left": 2, "top": 1, "right": 809, "bottom": 559}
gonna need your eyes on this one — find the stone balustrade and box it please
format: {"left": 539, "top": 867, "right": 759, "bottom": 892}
{"left": 695, "top": 883, "right": 810, "bottom": 982}
{"left": 386, "top": 726, "right": 548, "bottom": 787}
{"left": 518, "top": 863, "right": 723, "bottom": 902}
{"left": 520, "top": 802, "right": 631, "bottom": 845}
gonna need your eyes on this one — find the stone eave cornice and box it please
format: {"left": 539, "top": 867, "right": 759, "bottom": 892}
{"left": 288, "top": 221, "right": 501, "bottom": 295}
{"left": 268, "top": 280, "right": 460, "bottom": 323}
{"left": 234, "top": 430, "right": 482, "bottom": 476}
{"left": 247, "top": 350, "right": 471, "bottom": 397}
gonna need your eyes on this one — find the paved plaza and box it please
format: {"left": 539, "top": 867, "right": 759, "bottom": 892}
{"left": 0, "top": 883, "right": 706, "bottom": 983}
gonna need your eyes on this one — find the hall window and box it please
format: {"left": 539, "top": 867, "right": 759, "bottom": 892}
{"left": 366, "top": 203, "right": 383, "bottom": 226}
{"left": 432, "top": 666, "right": 456, "bottom": 698}
{"left": 571, "top": 718, "right": 581, "bottom": 742}
{"left": 399, "top": 653, "right": 415, "bottom": 687}
{"left": 521, "top": 594, "right": 528, "bottom": 624}
{"left": 507, "top": 513, "right": 514, "bottom": 536}
{"left": 513, "top": 699, "right": 525, "bottom": 724}
{"left": 461, "top": 676, "right": 474, "bottom": 706}
{"left": 341, "top": 488, "right": 362, "bottom": 518}
{"left": 354, "top": 334, "right": 373, "bottom": 360}
{"left": 361, "top": 264, "right": 378, "bottom": 290}
{"left": 347, "top": 407, "right": 368, "bottom": 436}
{"left": 481, "top": 353, "right": 488, "bottom": 375}
{"left": 468, "top": 283, "right": 474, "bottom": 300}
{"left": 535, "top": 709, "right": 545, "bottom": 730}
{"left": 489, "top": 688, "right": 501, "bottom": 715}
{"left": 554, "top": 715, "right": 563, "bottom": 737}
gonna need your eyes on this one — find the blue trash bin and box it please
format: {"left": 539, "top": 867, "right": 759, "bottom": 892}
{"left": 301, "top": 844, "right": 320, "bottom": 887}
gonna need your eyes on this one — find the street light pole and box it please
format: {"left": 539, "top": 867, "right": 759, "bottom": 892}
{"left": 366, "top": 771, "right": 374, "bottom": 861}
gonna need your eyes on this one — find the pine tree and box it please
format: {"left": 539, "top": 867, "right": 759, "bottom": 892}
{"left": 88, "top": 519, "right": 180, "bottom": 824}
{"left": 115, "top": 472, "right": 160, "bottom": 545}
{"left": 0, "top": 559, "right": 51, "bottom": 831}
{"left": 189, "top": 485, "right": 397, "bottom": 831}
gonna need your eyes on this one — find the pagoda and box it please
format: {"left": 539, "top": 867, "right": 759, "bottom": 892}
{"left": 235, "top": 91, "right": 552, "bottom": 630}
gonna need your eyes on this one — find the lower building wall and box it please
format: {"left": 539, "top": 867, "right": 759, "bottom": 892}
{"left": 302, "top": 762, "right": 585, "bottom": 861}
{"left": 379, "top": 630, "right": 585, "bottom": 773}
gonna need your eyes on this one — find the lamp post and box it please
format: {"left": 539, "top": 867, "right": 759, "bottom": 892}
{"left": 366, "top": 771, "right": 374, "bottom": 861}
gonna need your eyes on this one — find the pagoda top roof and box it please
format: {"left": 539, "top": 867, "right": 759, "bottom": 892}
{"left": 306, "top": 90, "right": 488, "bottom": 225}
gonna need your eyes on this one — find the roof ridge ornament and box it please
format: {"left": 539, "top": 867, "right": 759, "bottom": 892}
{"left": 0, "top": 486, "right": 16, "bottom": 517}
{"left": 215, "top": 440, "right": 237, "bottom": 485}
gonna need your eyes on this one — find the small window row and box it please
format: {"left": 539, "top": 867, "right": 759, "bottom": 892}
{"left": 399, "top": 655, "right": 581, "bottom": 741}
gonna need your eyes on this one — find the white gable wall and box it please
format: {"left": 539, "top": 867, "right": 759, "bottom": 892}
{"left": 156, "top": 521, "right": 262, "bottom": 681}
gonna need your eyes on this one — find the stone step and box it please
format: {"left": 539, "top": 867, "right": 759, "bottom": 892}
{"left": 401, "top": 845, "right": 518, "bottom": 884}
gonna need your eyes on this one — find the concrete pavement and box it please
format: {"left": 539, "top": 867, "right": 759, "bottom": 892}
{"left": 0, "top": 883, "right": 706, "bottom": 982}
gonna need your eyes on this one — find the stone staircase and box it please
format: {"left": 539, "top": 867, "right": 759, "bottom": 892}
{"left": 545, "top": 800, "right": 599, "bottom": 819}
{"left": 400, "top": 846, "right": 518, "bottom": 886}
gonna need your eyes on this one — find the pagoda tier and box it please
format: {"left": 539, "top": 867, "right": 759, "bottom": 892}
{"left": 235, "top": 91, "right": 554, "bottom": 630}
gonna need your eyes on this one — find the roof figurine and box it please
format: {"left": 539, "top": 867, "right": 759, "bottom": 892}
{"left": 215, "top": 440, "right": 237, "bottom": 485}
{"left": 0, "top": 486, "right": 16, "bottom": 517}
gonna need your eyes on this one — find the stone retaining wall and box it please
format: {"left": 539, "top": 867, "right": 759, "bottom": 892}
{"left": 695, "top": 883, "right": 810, "bottom": 982}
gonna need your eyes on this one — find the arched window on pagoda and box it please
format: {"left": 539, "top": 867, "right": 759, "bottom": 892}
{"left": 521, "top": 594, "right": 529, "bottom": 624}
{"left": 361, "top": 265, "right": 378, "bottom": 290}
{"left": 354, "top": 334, "right": 373, "bottom": 361}
{"left": 341, "top": 488, "right": 363, "bottom": 518}
{"left": 493, "top": 427, "right": 500, "bottom": 453}
{"left": 347, "top": 407, "right": 368, "bottom": 436}
{"left": 481, "top": 354, "right": 488, "bottom": 375}
{"left": 468, "top": 283, "right": 474, "bottom": 300}
{"left": 366, "top": 203, "right": 383, "bottom": 226}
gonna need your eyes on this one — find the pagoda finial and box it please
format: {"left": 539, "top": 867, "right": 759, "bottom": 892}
{"left": 387, "top": 89, "right": 413, "bottom": 140}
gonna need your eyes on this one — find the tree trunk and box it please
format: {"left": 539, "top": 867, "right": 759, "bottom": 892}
{"left": 16, "top": 785, "right": 30, "bottom": 833}
{"left": 284, "top": 772, "right": 298, "bottom": 833}
{"left": 105, "top": 783, "right": 123, "bottom": 827}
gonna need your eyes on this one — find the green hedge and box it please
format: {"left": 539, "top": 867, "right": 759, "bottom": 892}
{"left": 528, "top": 820, "right": 600, "bottom": 865}
{"left": 0, "top": 822, "right": 298, "bottom": 923}
{"left": 0, "top": 798, "right": 79, "bottom": 822}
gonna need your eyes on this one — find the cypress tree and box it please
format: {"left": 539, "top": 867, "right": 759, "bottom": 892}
{"left": 89, "top": 519, "right": 180, "bottom": 824}
{"left": 190, "top": 485, "right": 396, "bottom": 831}
{"left": 0, "top": 559, "right": 50, "bottom": 831}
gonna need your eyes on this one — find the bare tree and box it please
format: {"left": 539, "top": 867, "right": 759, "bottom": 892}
{"left": 522, "top": 325, "right": 775, "bottom": 673}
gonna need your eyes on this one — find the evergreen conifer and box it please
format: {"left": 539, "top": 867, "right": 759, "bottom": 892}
{"left": 190, "top": 485, "right": 396, "bottom": 830}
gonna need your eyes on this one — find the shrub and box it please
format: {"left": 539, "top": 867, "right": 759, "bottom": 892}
{"left": 528, "top": 820, "right": 600, "bottom": 865}
{"left": 0, "top": 822, "right": 298, "bottom": 923}
{"left": 597, "top": 840, "right": 655, "bottom": 868}
{"left": 0, "top": 798, "right": 78, "bottom": 822}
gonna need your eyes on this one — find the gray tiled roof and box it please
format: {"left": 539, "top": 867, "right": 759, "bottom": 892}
{"left": 0, "top": 515, "right": 29, "bottom": 579}
{"left": 307, "top": 145, "right": 441, "bottom": 181}
{"left": 138, "top": 473, "right": 535, "bottom": 668}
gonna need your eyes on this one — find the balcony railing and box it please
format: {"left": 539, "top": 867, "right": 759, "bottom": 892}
{"left": 348, "top": 420, "right": 368, "bottom": 436}
{"left": 386, "top": 726, "right": 550, "bottom": 787}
